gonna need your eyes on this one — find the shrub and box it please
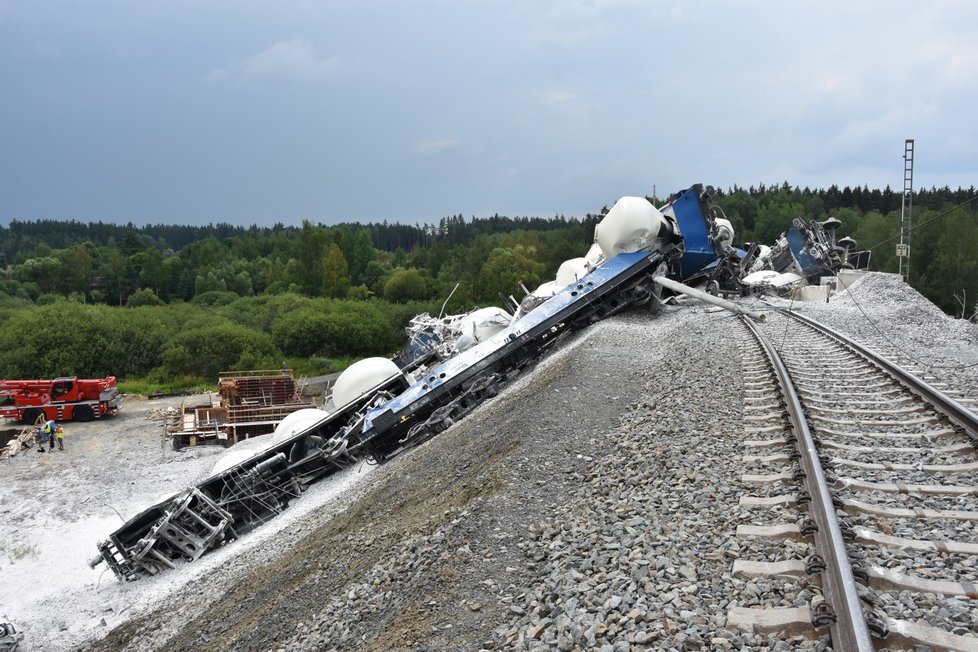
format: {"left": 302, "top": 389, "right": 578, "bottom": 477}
{"left": 127, "top": 288, "right": 165, "bottom": 307}
{"left": 272, "top": 309, "right": 332, "bottom": 358}
{"left": 383, "top": 268, "right": 428, "bottom": 302}
{"left": 272, "top": 302, "right": 401, "bottom": 359}
{"left": 102, "top": 308, "right": 173, "bottom": 377}
{"left": 191, "top": 291, "right": 240, "bottom": 308}
{"left": 0, "top": 303, "right": 111, "bottom": 377}
{"left": 163, "top": 322, "right": 282, "bottom": 378}
{"left": 36, "top": 293, "right": 64, "bottom": 306}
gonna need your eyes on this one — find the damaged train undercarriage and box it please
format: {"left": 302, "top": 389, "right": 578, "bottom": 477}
{"left": 90, "top": 184, "right": 867, "bottom": 583}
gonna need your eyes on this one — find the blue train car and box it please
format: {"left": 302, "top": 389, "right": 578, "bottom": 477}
{"left": 93, "top": 213, "right": 684, "bottom": 582}
{"left": 358, "top": 246, "right": 678, "bottom": 460}
{"left": 660, "top": 184, "right": 748, "bottom": 294}
{"left": 661, "top": 184, "right": 717, "bottom": 281}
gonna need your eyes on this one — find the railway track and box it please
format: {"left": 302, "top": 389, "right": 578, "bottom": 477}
{"left": 732, "top": 308, "right": 978, "bottom": 651}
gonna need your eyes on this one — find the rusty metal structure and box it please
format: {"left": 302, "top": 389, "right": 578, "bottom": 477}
{"left": 168, "top": 370, "right": 316, "bottom": 450}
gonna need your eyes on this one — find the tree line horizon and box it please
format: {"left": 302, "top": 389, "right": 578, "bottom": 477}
{"left": 1, "top": 181, "right": 975, "bottom": 384}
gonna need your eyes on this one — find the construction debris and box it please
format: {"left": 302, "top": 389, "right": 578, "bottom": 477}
{"left": 0, "top": 425, "right": 39, "bottom": 461}
{"left": 167, "top": 370, "right": 315, "bottom": 450}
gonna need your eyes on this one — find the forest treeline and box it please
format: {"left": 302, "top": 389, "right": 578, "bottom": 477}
{"left": 1, "top": 182, "right": 976, "bottom": 383}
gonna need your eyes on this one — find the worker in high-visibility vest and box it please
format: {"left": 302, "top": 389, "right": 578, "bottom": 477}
{"left": 41, "top": 419, "right": 56, "bottom": 452}
{"left": 55, "top": 425, "right": 65, "bottom": 451}
{"left": 36, "top": 421, "right": 50, "bottom": 453}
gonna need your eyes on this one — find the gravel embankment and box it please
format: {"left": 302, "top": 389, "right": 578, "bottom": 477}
{"left": 84, "top": 302, "right": 834, "bottom": 651}
{"left": 7, "top": 271, "right": 976, "bottom": 651}
{"left": 764, "top": 272, "right": 978, "bottom": 397}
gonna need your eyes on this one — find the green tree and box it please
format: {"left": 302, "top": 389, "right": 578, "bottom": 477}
{"left": 753, "top": 201, "right": 804, "bottom": 245}
{"left": 383, "top": 268, "right": 427, "bottom": 302}
{"left": 163, "top": 323, "right": 281, "bottom": 378}
{"left": 478, "top": 245, "right": 546, "bottom": 302}
{"left": 127, "top": 288, "right": 165, "bottom": 307}
{"left": 100, "top": 250, "right": 134, "bottom": 305}
{"left": 851, "top": 210, "right": 898, "bottom": 273}
{"left": 344, "top": 229, "right": 377, "bottom": 285}
{"left": 195, "top": 270, "right": 227, "bottom": 294}
{"left": 923, "top": 207, "right": 978, "bottom": 314}
{"left": 296, "top": 220, "right": 328, "bottom": 295}
{"left": 136, "top": 247, "right": 164, "bottom": 294}
{"left": 58, "top": 242, "right": 97, "bottom": 296}
{"left": 321, "top": 243, "right": 351, "bottom": 298}
{"left": 13, "top": 257, "right": 60, "bottom": 294}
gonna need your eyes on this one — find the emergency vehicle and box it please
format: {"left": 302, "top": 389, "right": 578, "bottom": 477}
{"left": 0, "top": 376, "right": 123, "bottom": 424}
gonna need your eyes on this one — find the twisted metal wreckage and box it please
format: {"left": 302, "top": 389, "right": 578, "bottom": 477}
{"left": 90, "top": 184, "right": 867, "bottom": 582}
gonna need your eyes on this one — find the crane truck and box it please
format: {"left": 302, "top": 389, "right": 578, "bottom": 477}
{"left": 0, "top": 376, "right": 123, "bottom": 424}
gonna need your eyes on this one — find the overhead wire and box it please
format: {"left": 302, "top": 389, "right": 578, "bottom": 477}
{"left": 864, "top": 194, "right": 978, "bottom": 253}
{"left": 831, "top": 274, "right": 978, "bottom": 371}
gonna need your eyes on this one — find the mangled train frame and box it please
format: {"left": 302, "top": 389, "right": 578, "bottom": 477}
{"left": 90, "top": 184, "right": 863, "bottom": 582}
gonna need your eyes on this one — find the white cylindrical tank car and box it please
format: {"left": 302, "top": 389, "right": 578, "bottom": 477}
{"left": 330, "top": 357, "right": 402, "bottom": 409}
{"left": 454, "top": 307, "right": 512, "bottom": 352}
{"left": 713, "top": 218, "right": 734, "bottom": 248}
{"left": 210, "top": 448, "right": 259, "bottom": 476}
{"left": 594, "top": 197, "right": 671, "bottom": 261}
{"left": 270, "top": 408, "right": 330, "bottom": 445}
{"left": 554, "top": 257, "right": 589, "bottom": 289}
{"left": 511, "top": 280, "right": 558, "bottom": 322}
{"left": 584, "top": 242, "right": 604, "bottom": 272}
{"left": 529, "top": 280, "right": 558, "bottom": 299}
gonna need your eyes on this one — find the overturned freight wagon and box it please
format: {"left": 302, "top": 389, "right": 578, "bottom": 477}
{"left": 91, "top": 184, "right": 778, "bottom": 582}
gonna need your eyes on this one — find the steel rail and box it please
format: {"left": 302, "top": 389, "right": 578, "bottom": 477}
{"left": 779, "top": 308, "right": 978, "bottom": 439}
{"left": 742, "top": 316, "right": 875, "bottom": 651}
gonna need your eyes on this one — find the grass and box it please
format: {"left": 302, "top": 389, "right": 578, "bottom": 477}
{"left": 117, "top": 376, "right": 211, "bottom": 396}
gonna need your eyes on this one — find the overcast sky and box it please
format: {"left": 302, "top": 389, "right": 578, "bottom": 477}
{"left": 1, "top": 1, "right": 975, "bottom": 227}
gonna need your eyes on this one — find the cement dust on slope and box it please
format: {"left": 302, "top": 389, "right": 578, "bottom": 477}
{"left": 86, "top": 315, "right": 664, "bottom": 652}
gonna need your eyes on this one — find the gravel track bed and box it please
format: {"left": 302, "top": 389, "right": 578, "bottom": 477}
{"left": 847, "top": 491, "right": 978, "bottom": 514}
{"left": 760, "top": 273, "right": 978, "bottom": 405}
{"left": 486, "top": 309, "right": 829, "bottom": 650}
{"left": 838, "top": 468, "right": 978, "bottom": 486}
{"left": 808, "top": 412, "right": 940, "bottom": 426}
{"left": 817, "top": 432, "right": 965, "bottom": 447}
{"left": 828, "top": 448, "right": 976, "bottom": 466}
{"left": 870, "top": 548, "right": 978, "bottom": 584}
{"left": 864, "top": 585, "right": 978, "bottom": 638}
{"left": 847, "top": 512, "right": 978, "bottom": 547}
{"left": 12, "top": 272, "right": 975, "bottom": 651}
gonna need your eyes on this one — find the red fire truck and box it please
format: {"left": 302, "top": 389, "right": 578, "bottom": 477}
{"left": 0, "top": 376, "right": 123, "bottom": 424}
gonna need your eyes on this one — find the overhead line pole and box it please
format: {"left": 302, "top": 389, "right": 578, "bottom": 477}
{"left": 898, "top": 139, "right": 914, "bottom": 280}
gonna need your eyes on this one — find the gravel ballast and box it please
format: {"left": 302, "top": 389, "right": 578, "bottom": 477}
{"left": 3, "top": 270, "right": 976, "bottom": 651}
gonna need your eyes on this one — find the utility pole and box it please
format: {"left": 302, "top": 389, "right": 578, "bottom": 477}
{"left": 898, "top": 139, "right": 914, "bottom": 280}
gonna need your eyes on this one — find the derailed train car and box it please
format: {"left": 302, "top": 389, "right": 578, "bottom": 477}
{"left": 660, "top": 184, "right": 869, "bottom": 297}
{"left": 88, "top": 184, "right": 761, "bottom": 582}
